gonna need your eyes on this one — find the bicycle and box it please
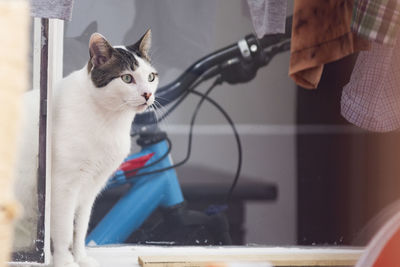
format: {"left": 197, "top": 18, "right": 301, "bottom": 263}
{"left": 85, "top": 17, "right": 292, "bottom": 246}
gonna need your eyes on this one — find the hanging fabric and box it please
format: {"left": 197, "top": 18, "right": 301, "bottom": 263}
{"left": 246, "top": 0, "right": 288, "bottom": 38}
{"left": 351, "top": 0, "right": 400, "bottom": 46}
{"left": 289, "top": 0, "right": 370, "bottom": 89}
{"left": 30, "top": 0, "right": 74, "bottom": 21}
{"left": 341, "top": 34, "right": 400, "bottom": 132}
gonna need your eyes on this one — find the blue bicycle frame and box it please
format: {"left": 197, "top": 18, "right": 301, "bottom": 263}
{"left": 86, "top": 138, "right": 184, "bottom": 245}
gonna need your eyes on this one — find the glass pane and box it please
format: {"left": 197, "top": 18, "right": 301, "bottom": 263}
{"left": 64, "top": 0, "right": 290, "bottom": 247}
{"left": 12, "top": 18, "right": 46, "bottom": 262}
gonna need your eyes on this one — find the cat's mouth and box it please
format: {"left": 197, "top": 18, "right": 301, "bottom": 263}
{"left": 136, "top": 102, "right": 151, "bottom": 112}
{"left": 122, "top": 99, "right": 151, "bottom": 112}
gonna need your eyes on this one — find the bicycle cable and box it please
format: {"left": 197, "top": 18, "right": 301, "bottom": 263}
{"left": 123, "top": 75, "right": 209, "bottom": 174}
{"left": 154, "top": 64, "right": 221, "bottom": 123}
{"left": 130, "top": 75, "right": 206, "bottom": 138}
{"left": 188, "top": 90, "right": 242, "bottom": 203}
{"left": 119, "top": 136, "right": 172, "bottom": 177}
{"left": 124, "top": 76, "right": 223, "bottom": 179}
{"left": 122, "top": 40, "right": 291, "bottom": 202}
{"left": 125, "top": 75, "right": 243, "bottom": 202}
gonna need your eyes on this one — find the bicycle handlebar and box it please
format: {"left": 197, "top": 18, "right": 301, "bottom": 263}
{"left": 133, "top": 16, "right": 292, "bottom": 127}
{"left": 154, "top": 42, "right": 241, "bottom": 106}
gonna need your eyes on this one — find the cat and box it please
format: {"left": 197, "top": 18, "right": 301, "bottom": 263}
{"left": 14, "top": 29, "right": 158, "bottom": 267}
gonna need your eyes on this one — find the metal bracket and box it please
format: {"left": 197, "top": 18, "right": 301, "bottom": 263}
{"left": 237, "top": 38, "right": 251, "bottom": 61}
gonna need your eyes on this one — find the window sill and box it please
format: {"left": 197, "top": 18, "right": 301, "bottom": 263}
{"left": 87, "top": 246, "right": 363, "bottom": 267}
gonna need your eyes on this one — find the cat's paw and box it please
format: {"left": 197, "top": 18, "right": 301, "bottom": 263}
{"left": 78, "top": 256, "right": 100, "bottom": 267}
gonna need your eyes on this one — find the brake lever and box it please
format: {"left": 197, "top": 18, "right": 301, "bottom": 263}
{"left": 262, "top": 40, "right": 291, "bottom": 66}
{"left": 217, "top": 40, "right": 291, "bottom": 85}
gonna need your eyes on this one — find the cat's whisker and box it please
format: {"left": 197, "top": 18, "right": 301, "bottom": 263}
{"left": 153, "top": 100, "right": 167, "bottom": 120}
{"left": 155, "top": 96, "right": 170, "bottom": 102}
{"left": 154, "top": 99, "right": 168, "bottom": 113}
{"left": 153, "top": 105, "right": 163, "bottom": 122}
{"left": 153, "top": 100, "right": 171, "bottom": 128}
{"left": 154, "top": 97, "right": 174, "bottom": 112}
{"left": 146, "top": 104, "right": 167, "bottom": 130}
{"left": 149, "top": 103, "right": 162, "bottom": 122}
{"left": 147, "top": 103, "right": 162, "bottom": 124}
{"left": 153, "top": 100, "right": 162, "bottom": 113}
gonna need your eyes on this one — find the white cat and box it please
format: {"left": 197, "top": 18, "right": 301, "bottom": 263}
{"left": 14, "top": 30, "right": 158, "bottom": 267}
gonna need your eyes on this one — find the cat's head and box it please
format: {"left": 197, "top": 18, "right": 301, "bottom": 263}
{"left": 87, "top": 30, "right": 158, "bottom": 113}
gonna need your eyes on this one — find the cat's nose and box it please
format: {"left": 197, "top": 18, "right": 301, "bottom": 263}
{"left": 142, "top": 92, "right": 152, "bottom": 101}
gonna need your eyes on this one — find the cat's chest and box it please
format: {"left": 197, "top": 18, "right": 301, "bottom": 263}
{"left": 65, "top": 131, "right": 130, "bottom": 185}
{"left": 54, "top": 109, "right": 132, "bottom": 182}
{"left": 82, "top": 139, "right": 128, "bottom": 177}
{"left": 80, "top": 120, "right": 131, "bottom": 168}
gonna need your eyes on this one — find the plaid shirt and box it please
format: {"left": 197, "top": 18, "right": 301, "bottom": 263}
{"left": 351, "top": 0, "right": 400, "bottom": 46}
{"left": 341, "top": 35, "right": 400, "bottom": 132}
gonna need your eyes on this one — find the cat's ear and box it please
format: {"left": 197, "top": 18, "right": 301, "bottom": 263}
{"left": 127, "top": 29, "right": 152, "bottom": 60}
{"left": 89, "top": 33, "right": 113, "bottom": 67}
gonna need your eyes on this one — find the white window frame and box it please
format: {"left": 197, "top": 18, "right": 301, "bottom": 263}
{"left": 11, "top": 17, "right": 366, "bottom": 267}
{"left": 10, "top": 17, "right": 63, "bottom": 266}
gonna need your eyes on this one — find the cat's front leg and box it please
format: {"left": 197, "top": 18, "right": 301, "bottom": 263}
{"left": 51, "top": 186, "right": 80, "bottom": 267}
{"left": 73, "top": 192, "right": 99, "bottom": 267}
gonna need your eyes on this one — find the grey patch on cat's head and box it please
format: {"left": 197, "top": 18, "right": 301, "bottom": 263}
{"left": 88, "top": 31, "right": 152, "bottom": 88}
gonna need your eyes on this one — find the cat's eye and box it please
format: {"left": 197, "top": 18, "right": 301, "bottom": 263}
{"left": 121, "top": 74, "right": 134, "bottom": 84}
{"left": 148, "top": 72, "right": 157, "bottom": 82}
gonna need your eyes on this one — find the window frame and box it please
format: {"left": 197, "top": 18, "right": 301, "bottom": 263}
{"left": 10, "top": 17, "right": 63, "bottom": 265}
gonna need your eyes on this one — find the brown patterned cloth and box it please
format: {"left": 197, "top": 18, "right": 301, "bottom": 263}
{"left": 289, "top": 0, "right": 370, "bottom": 89}
{"left": 341, "top": 36, "right": 400, "bottom": 132}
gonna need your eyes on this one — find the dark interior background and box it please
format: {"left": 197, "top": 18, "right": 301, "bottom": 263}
{"left": 297, "top": 54, "right": 400, "bottom": 246}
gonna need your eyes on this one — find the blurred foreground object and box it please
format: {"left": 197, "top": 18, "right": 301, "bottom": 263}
{"left": 356, "top": 210, "right": 400, "bottom": 267}
{"left": 0, "top": 0, "right": 29, "bottom": 266}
